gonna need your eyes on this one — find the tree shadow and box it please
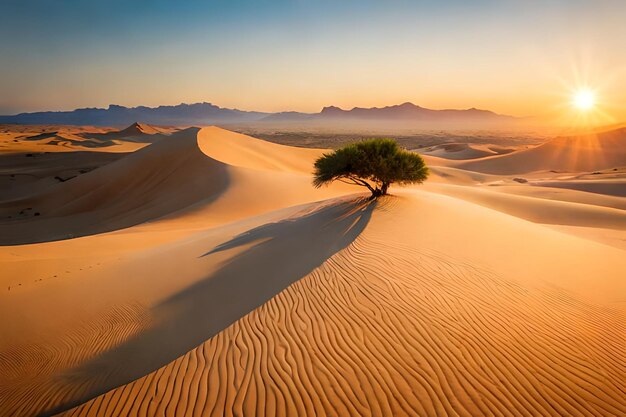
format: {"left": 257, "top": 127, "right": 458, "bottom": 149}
{"left": 41, "top": 198, "right": 375, "bottom": 416}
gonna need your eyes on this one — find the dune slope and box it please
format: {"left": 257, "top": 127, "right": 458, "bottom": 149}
{"left": 51, "top": 191, "right": 626, "bottom": 417}
{"left": 0, "top": 128, "right": 230, "bottom": 244}
{"left": 0, "top": 127, "right": 343, "bottom": 245}
{"left": 536, "top": 179, "right": 626, "bottom": 198}
{"left": 425, "top": 183, "right": 626, "bottom": 230}
{"left": 0, "top": 198, "right": 373, "bottom": 417}
{"left": 458, "top": 127, "right": 626, "bottom": 174}
{"left": 93, "top": 122, "right": 173, "bottom": 143}
{"left": 419, "top": 142, "right": 503, "bottom": 160}
{"left": 196, "top": 126, "right": 323, "bottom": 173}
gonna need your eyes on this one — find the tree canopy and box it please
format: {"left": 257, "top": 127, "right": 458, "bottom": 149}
{"left": 313, "top": 138, "right": 429, "bottom": 197}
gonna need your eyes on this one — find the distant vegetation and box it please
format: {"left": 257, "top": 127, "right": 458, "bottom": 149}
{"left": 313, "top": 138, "right": 429, "bottom": 198}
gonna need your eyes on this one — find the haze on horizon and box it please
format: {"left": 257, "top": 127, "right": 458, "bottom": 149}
{"left": 1, "top": 0, "right": 624, "bottom": 122}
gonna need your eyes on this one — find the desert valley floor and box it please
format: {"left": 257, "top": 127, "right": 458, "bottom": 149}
{"left": 0, "top": 124, "right": 624, "bottom": 416}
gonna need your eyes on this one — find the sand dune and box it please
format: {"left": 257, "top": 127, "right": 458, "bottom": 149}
{"left": 24, "top": 131, "right": 118, "bottom": 149}
{"left": 0, "top": 128, "right": 228, "bottom": 244}
{"left": 488, "top": 184, "right": 626, "bottom": 211}
{"left": 536, "top": 179, "right": 626, "bottom": 197}
{"left": 420, "top": 142, "right": 495, "bottom": 159}
{"left": 0, "top": 198, "right": 371, "bottom": 417}
{"left": 0, "top": 124, "right": 146, "bottom": 158}
{"left": 94, "top": 122, "right": 175, "bottom": 142}
{"left": 30, "top": 191, "right": 623, "bottom": 417}
{"left": 458, "top": 127, "right": 626, "bottom": 174}
{"left": 425, "top": 183, "right": 626, "bottom": 230}
{"left": 427, "top": 165, "right": 504, "bottom": 185}
{"left": 0, "top": 127, "right": 347, "bottom": 244}
{"left": 196, "top": 126, "right": 323, "bottom": 173}
{"left": 1, "top": 126, "right": 624, "bottom": 417}
{"left": 548, "top": 224, "right": 626, "bottom": 250}
{"left": 419, "top": 142, "right": 516, "bottom": 160}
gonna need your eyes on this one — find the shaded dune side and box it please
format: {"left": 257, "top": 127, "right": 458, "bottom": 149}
{"left": 24, "top": 132, "right": 118, "bottom": 149}
{"left": 0, "top": 200, "right": 373, "bottom": 417}
{"left": 0, "top": 128, "right": 230, "bottom": 245}
{"left": 61, "top": 202, "right": 625, "bottom": 417}
{"left": 458, "top": 127, "right": 626, "bottom": 174}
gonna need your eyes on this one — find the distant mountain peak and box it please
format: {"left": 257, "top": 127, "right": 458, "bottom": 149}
{"left": 0, "top": 101, "right": 516, "bottom": 127}
{"left": 0, "top": 102, "right": 268, "bottom": 126}
{"left": 464, "top": 107, "right": 493, "bottom": 114}
{"left": 320, "top": 105, "right": 344, "bottom": 113}
{"left": 319, "top": 102, "right": 511, "bottom": 120}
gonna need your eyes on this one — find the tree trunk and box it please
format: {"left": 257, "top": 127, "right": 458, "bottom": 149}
{"left": 381, "top": 182, "right": 389, "bottom": 195}
{"left": 370, "top": 186, "right": 385, "bottom": 199}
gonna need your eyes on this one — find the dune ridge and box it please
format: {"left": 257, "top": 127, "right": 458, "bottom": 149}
{"left": 0, "top": 126, "right": 345, "bottom": 245}
{"left": 426, "top": 183, "right": 626, "bottom": 230}
{"left": 418, "top": 142, "right": 516, "bottom": 160}
{"left": 93, "top": 122, "right": 175, "bottom": 143}
{"left": 458, "top": 127, "right": 626, "bottom": 174}
{"left": 196, "top": 127, "right": 323, "bottom": 173}
{"left": 536, "top": 179, "right": 626, "bottom": 198}
{"left": 0, "top": 128, "right": 230, "bottom": 244}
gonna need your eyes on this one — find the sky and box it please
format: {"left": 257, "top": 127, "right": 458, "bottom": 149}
{"left": 1, "top": 0, "right": 624, "bottom": 121}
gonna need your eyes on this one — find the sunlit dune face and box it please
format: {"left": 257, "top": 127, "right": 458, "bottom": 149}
{"left": 572, "top": 89, "right": 596, "bottom": 111}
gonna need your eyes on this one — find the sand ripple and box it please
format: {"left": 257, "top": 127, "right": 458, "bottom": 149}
{"left": 59, "top": 232, "right": 625, "bottom": 416}
{"left": 0, "top": 303, "right": 150, "bottom": 417}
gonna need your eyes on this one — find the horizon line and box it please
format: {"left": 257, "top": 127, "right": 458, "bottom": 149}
{"left": 1, "top": 100, "right": 530, "bottom": 118}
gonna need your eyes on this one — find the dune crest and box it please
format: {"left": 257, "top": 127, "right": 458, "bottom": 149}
{"left": 458, "top": 127, "right": 626, "bottom": 174}
{"left": 0, "top": 127, "right": 354, "bottom": 245}
{"left": 0, "top": 128, "right": 229, "bottom": 244}
{"left": 196, "top": 126, "right": 324, "bottom": 173}
{"left": 96, "top": 122, "right": 174, "bottom": 143}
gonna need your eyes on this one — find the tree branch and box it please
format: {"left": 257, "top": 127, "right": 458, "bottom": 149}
{"left": 346, "top": 175, "right": 377, "bottom": 193}
{"left": 337, "top": 178, "right": 362, "bottom": 186}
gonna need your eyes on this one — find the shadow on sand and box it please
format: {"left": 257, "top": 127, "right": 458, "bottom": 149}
{"left": 41, "top": 198, "right": 375, "bottom": 416}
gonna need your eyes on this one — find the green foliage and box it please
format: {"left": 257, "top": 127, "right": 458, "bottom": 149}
{"left": 313, "top": 138, "right": 429, "bottom": 197}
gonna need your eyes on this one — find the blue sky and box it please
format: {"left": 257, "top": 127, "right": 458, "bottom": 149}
{"left": 1, "top": 0, "right": 624, "bottom": 119}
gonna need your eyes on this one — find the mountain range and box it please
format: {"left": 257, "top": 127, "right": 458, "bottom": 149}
{"left": 0, "top": 102, "right": 516, "bottom": 127}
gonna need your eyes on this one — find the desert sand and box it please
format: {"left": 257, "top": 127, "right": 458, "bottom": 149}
{"left": 0, "top": 124, "right": 624, "bottom": 417}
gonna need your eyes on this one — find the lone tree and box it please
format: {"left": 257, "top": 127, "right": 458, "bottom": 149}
{"left": 313, "top": 138, "right": 429, "bottom": 198}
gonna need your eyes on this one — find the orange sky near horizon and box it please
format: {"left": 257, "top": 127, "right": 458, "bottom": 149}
{"left": 1, "top": 1, "right": 624, "bottom": 124}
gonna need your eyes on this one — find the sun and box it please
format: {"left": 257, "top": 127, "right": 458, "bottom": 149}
{"left": 572, "top": 89, "right": 595, "bottom": 111}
